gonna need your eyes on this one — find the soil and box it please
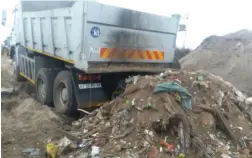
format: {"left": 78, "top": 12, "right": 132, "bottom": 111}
{"left": 1, "top": 55, "right": 69, "bottom": 158}
{"left": 179, "top": 29, "right": 252, "bottom": 96}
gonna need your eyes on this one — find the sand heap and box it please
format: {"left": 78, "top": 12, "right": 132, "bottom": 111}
{"left": 55, "top": 70, "right": 252, "bottom": 158}
{"left": 179, "top": 30, "right": 252, "bottom": 96}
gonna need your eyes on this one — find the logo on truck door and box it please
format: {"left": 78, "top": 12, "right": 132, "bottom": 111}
{"left": 91, "top": 26, "right": 100, "bottom": 38}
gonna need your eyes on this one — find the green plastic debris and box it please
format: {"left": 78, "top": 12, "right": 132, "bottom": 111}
{"left": 178, "top": 153, "right": 185, "bottom": 158}
{"left": 153, "top": 82, "right": 192, "bottom": 110}
{"left": 145, "top": 103, "right": 152, "bottom": 109}
{"left": 197, "top": 75, "right": 204, "bottom": 81}
{"left": 143, "top": 103, "right": 158, "bottom": 111}
{"left": 124, "top": 99, "right": 129, "bottom": 105}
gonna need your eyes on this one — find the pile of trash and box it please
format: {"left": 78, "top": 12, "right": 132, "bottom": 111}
{"left": 179, "top": 29, "right": 252, "bottom": 96}
{"left": 50, "top": 69, "right": 252, "bottom": 158}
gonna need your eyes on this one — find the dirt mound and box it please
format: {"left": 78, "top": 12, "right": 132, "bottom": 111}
{"left": 179, "top": 30, "right": 252, "bottom": 95}
{"left": 1, "top": 55, "right": 67, "bottom": 158}
{"left": 56, "top": 70, "right": 252, "bottom": 158}
{"left": 1, "top": 85, "right": 64, "bottom": 158}
{"left": 12, "top": 98, "right": 60, "bottom": 125}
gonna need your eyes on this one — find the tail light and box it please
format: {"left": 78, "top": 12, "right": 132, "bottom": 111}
{"left": 78, "top": 74, "right": 100, "bottom": 81}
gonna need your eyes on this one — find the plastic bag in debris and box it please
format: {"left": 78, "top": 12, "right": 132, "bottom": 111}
{"left": 1, "top": 87, "right": 14, "bottom": 96}
{"left": 234, "top": 89, "right": 246, "bottom": 102}
{"left": 245, "top": 97, "right": 252, "bottom": 105}
{"left": 125, "top": 76, "right": 139, "bottom": 84}
{"left": 23, "top": 148, "right": 41, "bottom": 156}
{"left": 57, "top": 136, "right": 72, "bottom": 154}
{"left": 91, "top": 146, "right": 100, "bottom": 157}
{"left": 78, "top": 139, "right": 92, "bottom": 149}
{"left": 153, "top": 82, "right": 192, "bottom": 110}
{"left": 58, "top": 137, "right": 72, "bottom": 148}
{"left": 46, "top": 143, "right": 57, "bottom": 158}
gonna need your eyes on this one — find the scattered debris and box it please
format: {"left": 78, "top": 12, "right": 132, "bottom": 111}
{"left": 154, "top": 82, "right": 192, "bottom": 110}
{"left": 148, "top": 146, "right": 159, "bottom": 158}
{"left": 57, "top": 136, "right": 72, "bottom": 154}
{"left": 221, "top": 153, "right": 231, "bottom": 158}
{"left": 23, "top": 148, "right": 40, "bottom": 156}
{"left": 1, "top": 87, "right": 15, "bottom": 96}
{"left": 160, "top": 140, "right": 174, "bottom": 153}
{"left": 77, "top": 139, "right": 92, "bottom": 148}
{"left": 54, "top": 70, "right": 252, "bottom": 157}
{"left": 46, "top": 143, "right": 57, "bottom": 158}
{"left": 197, "top": 75, "right": 204, "bottom": 81}
{"left": 91, "top": 146, "right": 100, "bottom": 157}
{"left": 78, "top": 109, "right": 92, "bottom": 115}
{"left": 245, "top": 97, "right": 252, "bottom": 106}
{"left": 125, "top": 75, "right": 139, "bottom": 84}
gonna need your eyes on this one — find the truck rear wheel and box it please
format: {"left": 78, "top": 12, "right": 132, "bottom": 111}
{"left": 53, "top": 70, "right": 77, "bottom": 116}
{"left": 36, "top": 68, "right": 57, "bottom": 105}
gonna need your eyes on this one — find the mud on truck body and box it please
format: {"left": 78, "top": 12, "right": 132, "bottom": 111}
{"left": 11, "top": 1, "right": 180, "bottom": 116}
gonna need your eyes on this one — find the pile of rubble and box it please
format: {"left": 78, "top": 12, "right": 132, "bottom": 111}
{"left": 51, "top": 70, "right": 252, "bottom": 158}
{"left": 179, "top": 29, "right": 252, "bottom": 96}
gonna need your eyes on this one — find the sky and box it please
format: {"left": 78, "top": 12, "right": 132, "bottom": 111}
{"left": 1, "top": 0, "right": 252, "bottom": 49}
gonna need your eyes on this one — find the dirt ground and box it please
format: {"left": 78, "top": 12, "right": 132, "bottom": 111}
{"left": 1, "top": 55, "right": 71, "bottom": 158}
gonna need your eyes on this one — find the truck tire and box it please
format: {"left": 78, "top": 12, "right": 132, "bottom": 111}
{"left": 53, "top": 70, "right": 77, "bottom": 116}
{"left": 36, "top": 68, "right": 57, "bottom": 105}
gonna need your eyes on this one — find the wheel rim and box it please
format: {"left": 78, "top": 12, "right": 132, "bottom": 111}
{"left": 61, "top": 87, "right": 68, "bottom": 103}
{"left": 58, "top": 82, "right": 68, "bottom": 112}
{"left": 38, "top": 78, "right": 46, "bottom": 100}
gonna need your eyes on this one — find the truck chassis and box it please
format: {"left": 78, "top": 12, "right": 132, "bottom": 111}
{"left": 14, "top": 45, "right": 158, "bottom": 116}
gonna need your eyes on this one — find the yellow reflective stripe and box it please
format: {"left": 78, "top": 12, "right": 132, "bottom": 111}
{"left": 102, "top": 48, "right": 111, "bottom": 58}
{"left": 149, "top": 51, "right": 156, "bottom": 60}
{"left": 157, "top": 51, "right": 164, "bottom": 59}
{"left": 26, "top": 47, "right": 74, "bottom": 64}
{"left": 99, "top": 48, "right": 165, "bottom": 60}
{"left": 20, "top": 72, "right": 35, "bottom": 84}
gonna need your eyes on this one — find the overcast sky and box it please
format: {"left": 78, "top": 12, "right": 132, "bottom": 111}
{"left": 1, "top": 0, "right": 252, "bottom": 49}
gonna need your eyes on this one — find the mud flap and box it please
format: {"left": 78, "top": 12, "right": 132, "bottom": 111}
{"left": 70, "top": 69, "right": 108, "bottom": 109}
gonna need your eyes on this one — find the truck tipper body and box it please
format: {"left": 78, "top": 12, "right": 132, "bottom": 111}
{"left": 11, "top": 1, "right": 180, "bottom": 115}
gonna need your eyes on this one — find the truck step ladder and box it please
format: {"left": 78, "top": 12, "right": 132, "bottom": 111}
{"left": 19, "top": 54, "right": 35, "bottom": 84}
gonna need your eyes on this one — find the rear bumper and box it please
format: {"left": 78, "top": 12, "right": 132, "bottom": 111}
{"left": 85, "top": 62, "right": 171, "bottom": 73}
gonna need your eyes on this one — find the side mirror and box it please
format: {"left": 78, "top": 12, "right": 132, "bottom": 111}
{"left": 178, "top": 24, "right": 186, "bottom": 31}
{"left": 2, "top": 10, "right": 7, "bottom": 26}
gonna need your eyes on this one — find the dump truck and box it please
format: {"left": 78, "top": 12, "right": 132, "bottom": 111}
{"left": 10, "top": 1, "right": 180, "bottom": 116}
